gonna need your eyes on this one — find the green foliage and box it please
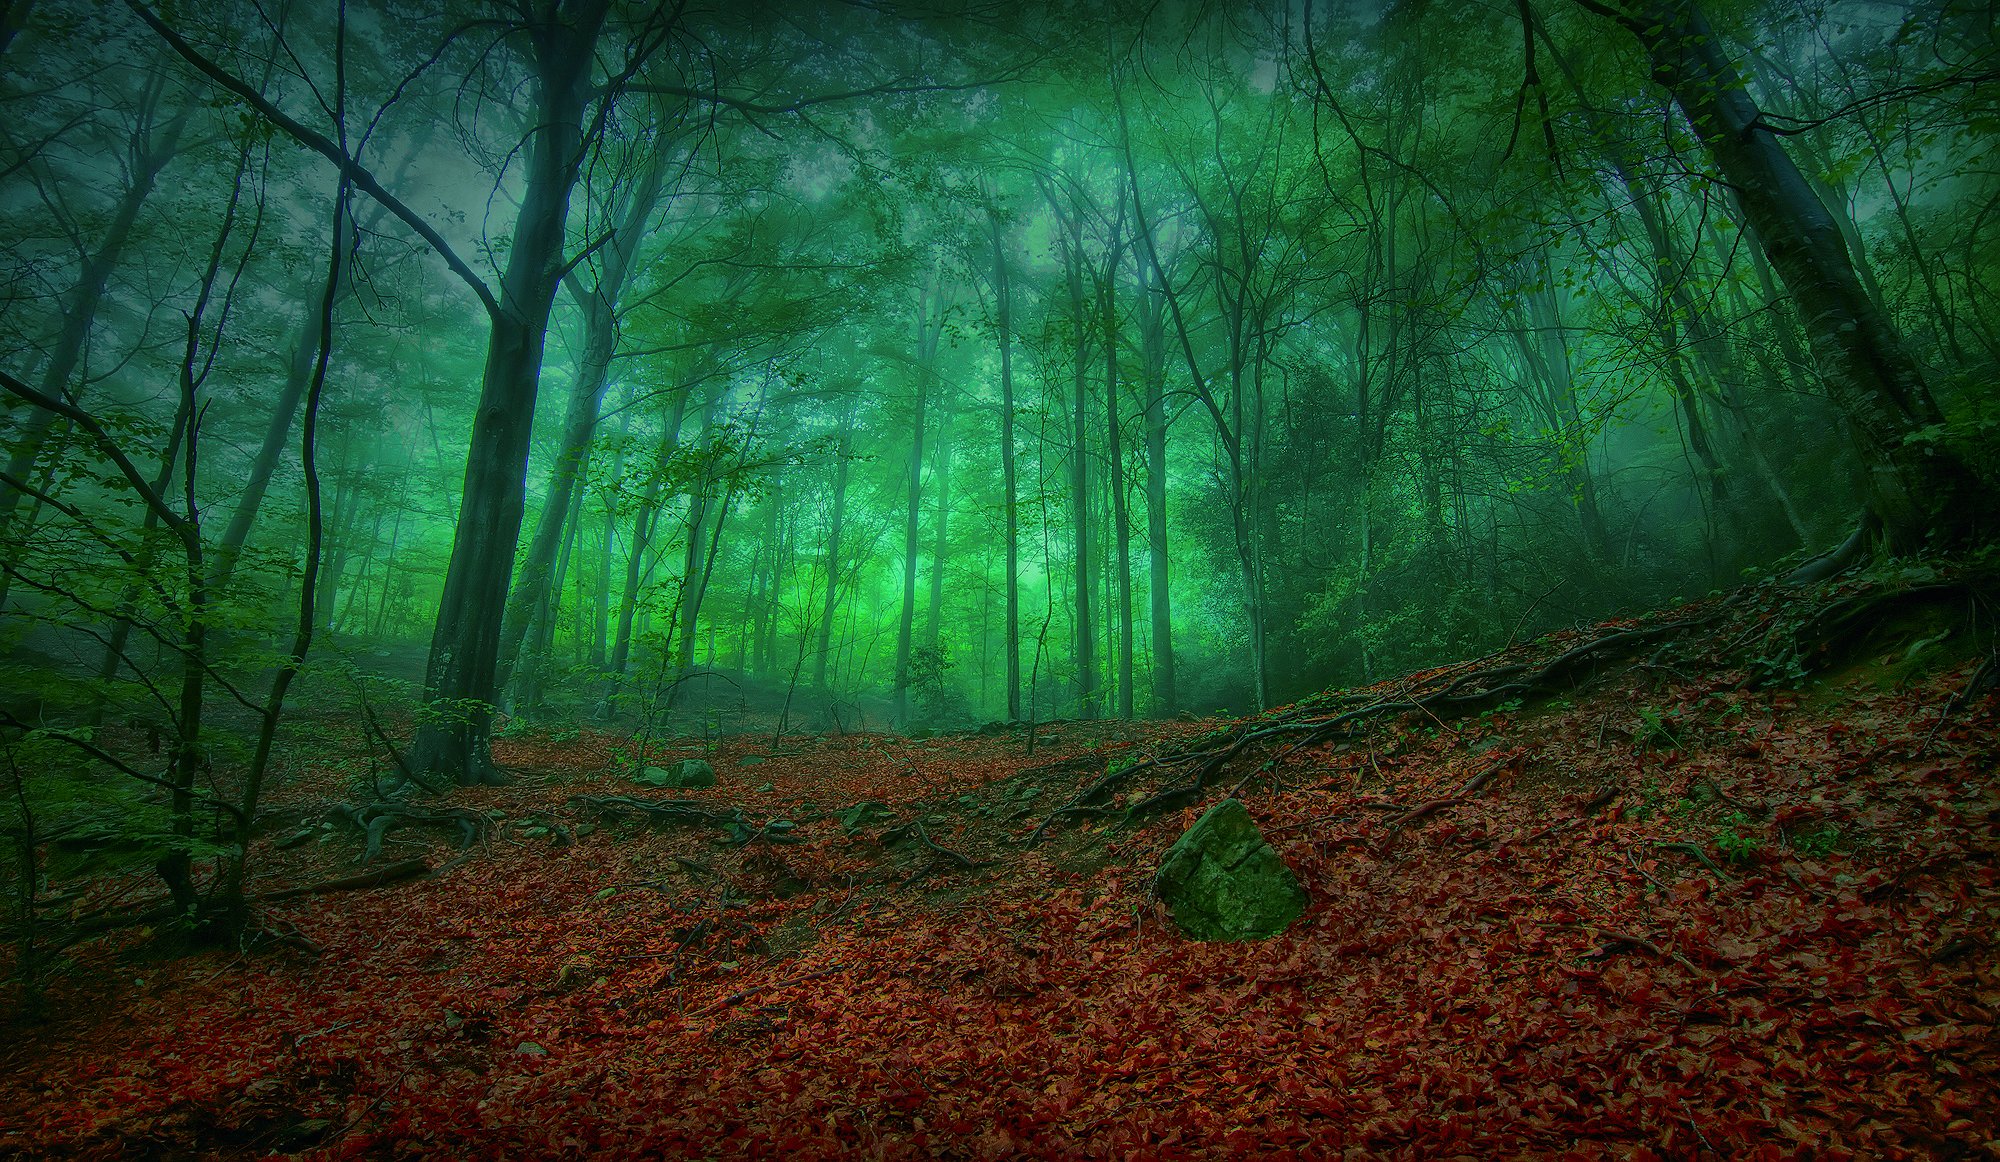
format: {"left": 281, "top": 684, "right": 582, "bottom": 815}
{"left": 903, "top": 645, "right": 966, "bottom": 727}
{"left": 1784, "top": 821, "right": 1848, "bottom": 858}
{"left": 1714, "top": 811, "right": 1763, "bottom": 867}
{"left": 1635, "top": 706, "right": 1685, "bottom": 750}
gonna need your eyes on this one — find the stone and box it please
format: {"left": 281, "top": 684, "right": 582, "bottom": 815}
{"left": 1154, "top": 798, "right": 1307, "bottom": 942}
{"left": 634, "top": 758, "right": 717, "bottom": 789}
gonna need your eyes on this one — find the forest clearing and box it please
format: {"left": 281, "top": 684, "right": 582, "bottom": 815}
{"left": 2, "top": 566, "right": 1997, "bottom": 1156}
{"left": 3, "top": 0, "right": 1998, "bottom": 1156}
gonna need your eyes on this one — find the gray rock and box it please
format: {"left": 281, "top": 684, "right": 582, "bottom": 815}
{"left": 1154, "top": 798, "right": 1307, "bottom": 941}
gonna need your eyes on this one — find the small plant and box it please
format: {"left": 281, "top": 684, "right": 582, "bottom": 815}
{"left": 1635, "top": 706, "right": 1683, "bottom": 750}
{"left": 1785, "top": 821, "right": 1844, "bottom": 857}
{"left": 1627, "top": 778, "right": 1664, "bottom": 822}
{"left": 1714, "top": 811, "right": 1762, "bottom": 866}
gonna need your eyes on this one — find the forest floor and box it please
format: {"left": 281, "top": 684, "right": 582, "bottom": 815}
{"left": 2, "top": 565, "right": 1998, "bottom": 1159}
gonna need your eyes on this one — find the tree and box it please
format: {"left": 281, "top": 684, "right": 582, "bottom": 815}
{"left": 1573, "top": 0, "right": 1986, "bottom": 559}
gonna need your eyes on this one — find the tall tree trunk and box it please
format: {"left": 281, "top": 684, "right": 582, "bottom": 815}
{"left": 609, "top": 390, "right": 688, "bottom": 681}
{"left": 1136, "top": 253, "right": 1175, "bottom": 717}
{"left": 813, "top": 403, "right": 853, "bottom": 692}
{"left": 924, "top": 388, "right": 953, "bottom": 648}
{"left": 1052, "top": 203, "right": 1097, "bottom": 719}
{"left": 371, "top": 502, "right": 407, "bottom": 636}
{"left": 1103, "top": 228, "right": 1134, "bottom": 720}
{"left": 410, "top": 0, "right": 610, "bottom": 785}
{"left": 515, "top": 456, "right": 588, "bottom": 710}
{"left": 985, "top": 202, "right": 1023, "bottom": 722}
{"left": 675, "top": 392, "right": 719, "bottom": 672}
{"left": 1593, "top": 0, "right": 1980, "bottom": 553}
{"left": 209, "top": 181, "right": 404, "bottom": 593}
{"left": 608, "top": 477, "right": 663, "bottom": 680}
{"left": 1507, "top": 275, "right": 1612, "bottom": 565}
{"left": 209, "top": 290, "right": 326, "bottom": 593}
{"left": 0, "top": 94, "right": 190, "bottom": 608}
{"left": 498, "top": 153, "right": 667, "bottom": 693}
{"left": 894, "top": 280, "right": 941, "bottom": 725}
{"left": 589, "top": 409, "right": 628, "bottom": 670}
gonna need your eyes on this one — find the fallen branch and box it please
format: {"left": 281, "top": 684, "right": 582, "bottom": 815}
{"left": 1029, "top": 611, "right": 1708, "bottom": 845}
{"left": 262, "top": 858, "right": 430, "bottom": 901}
{"left": 1379, "top": 754, "right": 1518, "bottom": 850}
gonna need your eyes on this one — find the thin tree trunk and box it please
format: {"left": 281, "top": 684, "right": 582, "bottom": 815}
{"left": 813, "top": 401, "right": 853, "bottom": 692}
{"left": 924, "top": 387, "right": 953, "bottom": 648}
{"left": 0, "top": 94, "right": 190, "bottom": 609}
{"left": 894, "top": 278, "right": 941, "bottom": 725}
{"left": 1047, "top": 191, "right": 1097, "bottom": 719}
{"left": 1103, "top": 225, "right": 1134, "bottom": 720}
{"left": 985, "top": 201, "right": 1023, "bottom": 722}
{"left": 1136, "top": 252, "right": 1175, "bottom": 717}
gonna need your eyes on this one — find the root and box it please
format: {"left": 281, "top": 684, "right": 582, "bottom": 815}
{"left": 327, "top": 802, "right": 493, "bottom": 864}
{"left": 1029, "top": 607, "right": 1713, "bottom": 844}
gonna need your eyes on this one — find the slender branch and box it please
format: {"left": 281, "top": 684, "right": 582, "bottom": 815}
{"left": 0, "top": 368, "right": 191, "bottom": 539}
{"left": 122, "top": 0, "right": 502, "bottom": 319}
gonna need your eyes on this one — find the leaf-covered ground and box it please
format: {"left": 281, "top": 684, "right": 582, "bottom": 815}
{"left": 3, "top": 578, "right": 1997, "bottom": 1158}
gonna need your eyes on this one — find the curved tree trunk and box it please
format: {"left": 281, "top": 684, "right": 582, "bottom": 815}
{"left": 1595, "top": 0, "right": 1982, "bottom": 554}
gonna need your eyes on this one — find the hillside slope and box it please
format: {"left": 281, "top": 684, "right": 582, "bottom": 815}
{"left": 3, "top": 566, "right": 1996, "bottom": 1158}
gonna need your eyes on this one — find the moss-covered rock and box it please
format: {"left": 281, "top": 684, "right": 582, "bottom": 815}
{"left": 634, "top": 758, "right": 717, "bottom": 789}
{"left": 1154, "top": 798, "right": 1306, "bottom": 941}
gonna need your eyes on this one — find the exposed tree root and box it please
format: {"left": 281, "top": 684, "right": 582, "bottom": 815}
{"left": 327, "top": 802, "right": 493, "bottom": 864}
{"left": 1029, "top": 609, "right": 1718, "bottom": 844}
{"left": 1029, "top": 562, "right": 1997, "bottom": 847}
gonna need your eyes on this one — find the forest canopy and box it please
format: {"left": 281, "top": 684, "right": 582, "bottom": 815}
{"left": 0, "top": 0, "right": 1995, "bottom": 926}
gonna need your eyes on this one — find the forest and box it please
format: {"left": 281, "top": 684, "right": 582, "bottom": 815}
{"left": 1, "top": 0, "right": 1997, "bottom": 1155}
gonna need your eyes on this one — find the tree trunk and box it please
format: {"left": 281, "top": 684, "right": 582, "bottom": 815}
{"left": 589, "top": 408, "right": 627, "bottom": 670}
{"left": 894, "top": 278, "right": 941, "bottom": 725}
{"left": 0, "top": 96, "right": 189, "bottom": 609}
{"left": 1136, "top": 252, "right": 1175, "bottom": 717}
{"left": 813, "top": 403, "right": 853, "bottom": 692}
{"left": 409, "top": 0, "right": 609, "bottom": 785}
{"left": 1598, "top": 0, "right": 1980, "bottom": 552}
{"left": 1103, "top": 226, "right": 1134, "bottom": 720}
{"left": 985, "top": 201, "right": 1023, "bottom": 722}
{"left": 674, "top": 393, "right": 717, "bottom": 672}
{"left": 1051, "top": 200, "right": 1097, "bottom": 719}
{"left": 608, "top": 476, "right": 664, "bottom": 681}
{"left": 924, "top": 389, "right": 953, "bottom": 649}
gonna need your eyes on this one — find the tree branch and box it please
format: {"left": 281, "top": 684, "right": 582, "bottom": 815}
{"left": 122, "top": 0, "right": 502, "bottom": 320}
